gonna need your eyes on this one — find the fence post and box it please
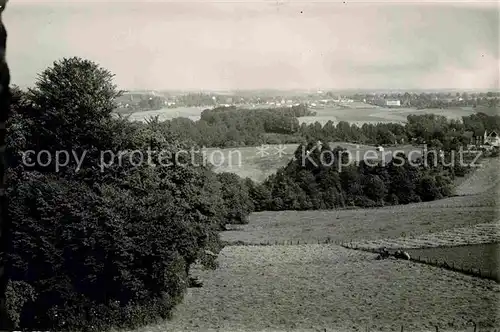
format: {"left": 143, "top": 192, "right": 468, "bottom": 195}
{"left": 400, "top": 325, "right": 403, "bottom": 332}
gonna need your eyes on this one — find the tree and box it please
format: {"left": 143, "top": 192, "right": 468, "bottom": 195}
{"left": 21, "top": 57, "right": 121, "bottom": 174}
{"left": 5, "top": 58, "right": 236, "bottom": 331}
{"left": 417, "top": 175, "right": 442, "bottom": 201}
{"left": 362, "top": 174, "right": 387, "bottom": 204}
{"left": 216, "top": 172, "right": 253, "bottom": 227}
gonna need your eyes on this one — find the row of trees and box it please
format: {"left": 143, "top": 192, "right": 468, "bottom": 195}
{"left": 143, "top": 105, "right": 314, "bottom": 147}
{"left": 250, "top": 144, "right": 463, "bottom": 211}
{"left": 115, "top": 94, "right": 166, "bottom": 113}
{"left": 142, "top": 107, "right": 499, "bottom": 151}
{"left": 225, "top": 142, "right": 471, "bottom": 215}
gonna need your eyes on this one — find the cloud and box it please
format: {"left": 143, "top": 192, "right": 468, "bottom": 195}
{"left": 4, "top": 1, "right": 499, "bottom": 90}
{"left": 420, "top": 52, "right": 499, "bottom": 89}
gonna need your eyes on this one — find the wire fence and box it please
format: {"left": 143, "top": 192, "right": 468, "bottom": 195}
{"left": 342, "top": 243, "right": 499, "bottom": 283}
{"left": 224, "top": 238, "right": 499, "bottom": 283}
{"left": 317, "top": 323, "right": 496, "bottom": 332}
{"left": 322, "top": 324, "right": 497, "bottom": 332}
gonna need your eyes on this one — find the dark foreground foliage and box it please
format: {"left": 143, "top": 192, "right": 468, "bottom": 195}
{"left": 5, "top": 58, "right": 244, "bottom": 331}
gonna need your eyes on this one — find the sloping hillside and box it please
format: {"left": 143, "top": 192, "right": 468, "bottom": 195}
{"left": 454, "top": 157, "right": 500, "bottom": 196}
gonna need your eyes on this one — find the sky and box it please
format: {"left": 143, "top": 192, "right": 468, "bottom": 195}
{"left": 4, "top": 0, "right": 500, "bottom": 91}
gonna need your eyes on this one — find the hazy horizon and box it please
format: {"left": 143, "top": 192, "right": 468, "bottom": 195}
{"left": 5, "top": 0, "right": 500, "bottom": 91}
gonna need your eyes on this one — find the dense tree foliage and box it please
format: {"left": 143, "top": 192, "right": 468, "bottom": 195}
{"left": 137, "top": 105, "right": 499, "bottom": 150}
{"left": 140, "top": 104, "right": 313, "bottom": 148}
{"left": 247, "top": 144, "right": 460, "bottom": 211}
{"left": 5, "top": 58, "right": 250, "bottom": 331}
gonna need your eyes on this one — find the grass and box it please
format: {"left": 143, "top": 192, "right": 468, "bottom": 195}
{"left": 128, "top": 245, "right": 500, "bottom": 332}
{"left": 406, "top": 243, "right": 499, "bottom": 280}
{"left": 124, "top": 103, "right": 482, "bottom": 127}
{"left": 221, "top": 202, "right": 498, "bottom": 245}
{"left": 124, "top": 106, "right": 207, "bottom": 122}
{"left": 297, "top": 106, "right": 477, "bottom": 126}
{"left": 454, "top": 157, "right": 500, "bottom": 196}
{"left": 347, "top": 222, "right": 500, "bottom": 251}
{"left": 202, "top": 144, "right": 296, "bottom": 182}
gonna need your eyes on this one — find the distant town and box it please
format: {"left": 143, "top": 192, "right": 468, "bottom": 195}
{"left": 115, "top": 89, "right": 500, "bottom": 114}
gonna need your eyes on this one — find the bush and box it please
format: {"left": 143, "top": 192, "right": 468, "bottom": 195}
{"left": 353, "top": 196, "right": 377, "bottom": 208}
{"left": 8, "top": 172, "right": 198, "bottom": 330}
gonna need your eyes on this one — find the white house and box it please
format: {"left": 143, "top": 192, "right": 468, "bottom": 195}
{"left": 485, "top": 130, "right": 500, "bottom": 147}
{"left": 386, "top": 100, "right": 401, "bottom": 107}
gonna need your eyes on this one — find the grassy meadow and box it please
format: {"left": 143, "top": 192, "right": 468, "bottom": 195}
{"left": 130, "top": 245, "right": 499, "bottom": 332}
{"left": 298, "top": 105, "right": 475, "bottom": 126}
{"left": 406, "top": 243, "right": 499, "bottom": 280}
{"left": 122, "top": 106, "right": 207, "bottom": 122}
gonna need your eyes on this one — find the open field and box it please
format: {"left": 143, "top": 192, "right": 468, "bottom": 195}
{"left": 128, "top": 245, "right": 500, "bottom": 332}
{"left": 454, "top": 156, "right": 500, "bottom": 196}
{"left": 204, "top": 143, "right": 425, "bottom": 182}
{"left": 221, "top": 202, "right": 498, "bottom": 245}
{"left": 346, "top": 222, "right": 500, "bottom": 250}
{"left": 298, "top": 106, "right": 473, "bottom": 125}
{"left": 297, "top": 106, "right": 477, "bottom": 126}
{"left": 202, "top": 144, "right": 296, "bottom": 182}
{"left": 123, "top": 106, "right": 208, "bottom": 122}
{"left": 406, "top": 243, "right": 499, "bottom": 280}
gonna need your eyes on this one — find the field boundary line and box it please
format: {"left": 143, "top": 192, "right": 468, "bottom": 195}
{"left": 340, "top": 242, "right": 499, "bottom": 283}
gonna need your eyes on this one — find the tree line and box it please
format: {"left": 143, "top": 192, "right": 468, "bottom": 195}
{"left": 140, "top": 105, "right": 500, "bottom": 151}
{"left": 242, "top": 144, "right": 468, "bottom": 212}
